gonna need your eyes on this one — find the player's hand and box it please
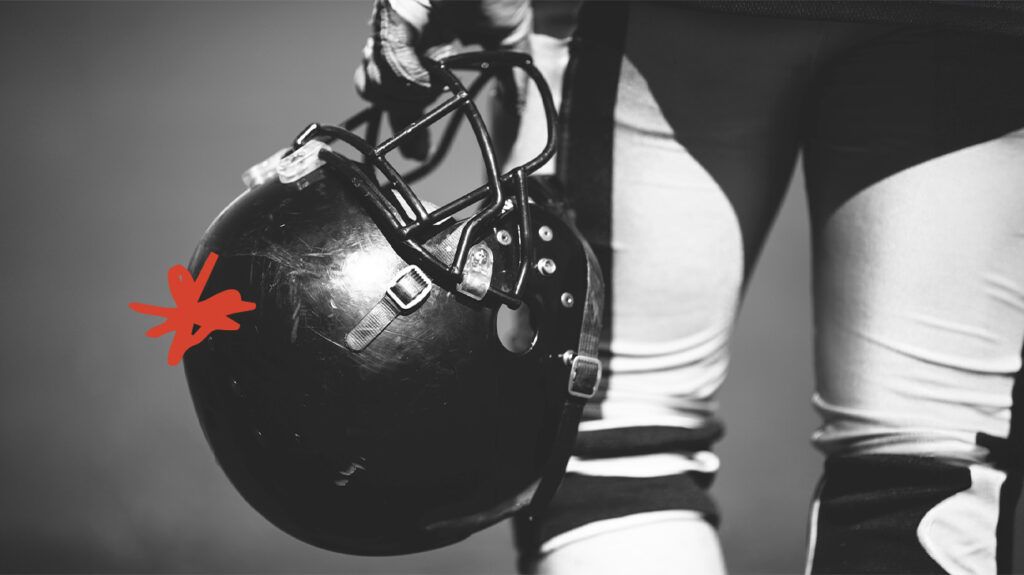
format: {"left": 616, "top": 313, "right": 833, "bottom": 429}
{"left": 354, "top": 0, "right": 532, "bottom": 160}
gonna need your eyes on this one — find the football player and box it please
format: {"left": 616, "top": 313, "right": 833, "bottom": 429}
{"left": 356, "top": 1, "right": 1024, "bottom": 573}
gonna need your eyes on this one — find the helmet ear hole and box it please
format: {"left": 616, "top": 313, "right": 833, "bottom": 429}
{"left": 496, "top": 301, "right": 538, "bottom": 354}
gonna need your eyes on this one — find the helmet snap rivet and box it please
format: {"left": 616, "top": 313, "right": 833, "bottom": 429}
{"left": 471, "top": 248, "right": 489, "bottom": 266}
{"left": 538, "top": 226, "right": 553, "bottom": 242}
{"left": 537, "top": 258, "right": 557, "bottom": 276}
{"left": 560, "top": 292, "right": 575, "bottom": 308}
{"left": 496, "top": 230, "right": 513, "bottom": 245}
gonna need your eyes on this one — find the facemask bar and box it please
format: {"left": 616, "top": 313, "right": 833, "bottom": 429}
{"left": 294, "top": 51, "right": 557, "bottom": 308}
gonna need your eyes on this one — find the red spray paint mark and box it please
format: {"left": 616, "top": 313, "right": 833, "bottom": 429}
{"left": 130, "top": 252, "right": 256, "bottom": 365}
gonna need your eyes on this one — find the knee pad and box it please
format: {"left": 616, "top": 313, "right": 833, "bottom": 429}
{"left": 808, "top": 454, "right": 1021, "bottom": 574}
{"left": 514, "top": 421, "right": 723, "bottom": 570}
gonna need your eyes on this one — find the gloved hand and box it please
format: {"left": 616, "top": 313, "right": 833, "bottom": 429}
{"left": 355, "top": 0, "right": 532, "bottom": 159}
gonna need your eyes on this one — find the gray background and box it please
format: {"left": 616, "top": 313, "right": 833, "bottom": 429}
{"left": 0, "top": 2, "right": 1016, "bottom": 573}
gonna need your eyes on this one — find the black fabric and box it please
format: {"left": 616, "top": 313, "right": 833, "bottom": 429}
{"left": 526, "top": 402, "right": 585, "bottom": 521}
{"left": 621, "top": 2, "right": 807, "bottom": 275}
{"left": 995, "top": 340, "right": 1024, "bottom": 573}
{"left": 558, "top": 1, "right": 626, "bottom": 251}
{"left": 996, "top": 474, "right": 1022, "bottom": 574}
{"left": 801, "top": 25, "right": 1024, "bottom": 223}
{"left": 689, "top": 1, "right": 1024, "bottom": 37}
{"left": 513, "top": 471, "right": 718, "bottom": 570}
{"left": 811, "top": 455, "right": 972, "bottom": 574}
{"left": 618, "top": 2, "right": 1024, "bottom": 260}
{"left": 559, "top": 1, "right": 628, "bottom": 424}
{"left": 532, "top": 0, "right": 580, "bottom": 39}
{"left": 573, "top": 420, "right": 724, "bottom": 459}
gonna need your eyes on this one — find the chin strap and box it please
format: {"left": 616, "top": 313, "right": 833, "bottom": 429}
{"left": 345, "top": 216, "right": 489, "bottom": 351}
{"left": 344, "top": 265, "right": 433, "bottom": 351}
{"left": 526, "top": 221, "right": 605, "bottom": 518}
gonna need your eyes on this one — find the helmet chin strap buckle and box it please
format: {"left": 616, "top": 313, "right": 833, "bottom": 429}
{"left": 386, "top": 265, "right": 433, "bottom": 310}
{"left": 456, "top": 244, "right": 494, "bottom": 301}
{"left": 345, "top": 265, "right": 433, "bottom": 351}
{"left": 562, "top": 351, "right": 602, "bottom": 400}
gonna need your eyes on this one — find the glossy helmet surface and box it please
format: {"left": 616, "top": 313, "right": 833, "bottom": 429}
{"left": 182, "top": 51, "right": 604, "bottom": 555}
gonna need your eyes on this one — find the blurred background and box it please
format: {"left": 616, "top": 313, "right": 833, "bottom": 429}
{"left": 0, "top": 2, "right": 1017, "bottom": 573}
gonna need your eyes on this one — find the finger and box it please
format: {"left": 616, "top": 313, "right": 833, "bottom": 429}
{"left": 353, "top": 38, "right": 376, "bottom": 100}
{"left": 355, "top": 7, "right": 436, "bottom": 105}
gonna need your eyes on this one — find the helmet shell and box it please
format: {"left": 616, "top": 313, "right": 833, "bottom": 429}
{"left": 183, "top": 159, "right": 593, "bottom": 554}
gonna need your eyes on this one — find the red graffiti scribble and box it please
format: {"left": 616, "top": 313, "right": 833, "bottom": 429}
{"left": 130, "top": 252, "right": 256, "bottom": 365}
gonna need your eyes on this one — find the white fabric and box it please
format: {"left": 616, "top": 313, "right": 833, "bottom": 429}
{"left": 597, "top": 54, "right": 741, "bottom": 438}
{"left": 539, "top": 510, "right": 706, "bottom": 554}
{"left": 812, "top": 129, "right": 1024, "bottom": 464}
{"left": 804, "top": 480, "right": 825, "bottom": 575}
{"left": 565, "top": 450, "right": 720, "bottom": 478}
{"left": 577, "top": 415, "right": 710, "bottom": 432}
{"left": 500, "top": 33, "right": 571, "bottom": 175}
{"left": 388, "top": 0, "right": 432, "bottom": 32}
{"left": 917, "top": 465, "right": 1007, "bottom": 575}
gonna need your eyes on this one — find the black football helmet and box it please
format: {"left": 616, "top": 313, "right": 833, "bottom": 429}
{"left": 182, "top": 51, "right": 604, "bottom": 555}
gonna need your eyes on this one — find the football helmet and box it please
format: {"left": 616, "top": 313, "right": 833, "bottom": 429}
{"left": 182, "top": 51, "right": 604, "bottom": 555}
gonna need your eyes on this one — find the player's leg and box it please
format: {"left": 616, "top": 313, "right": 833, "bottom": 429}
{"left": 805, "top": 25, "right": 1024, "bottom": 574}
{"left": 515, "top": 3, "right": 826, "bottom": 572}
{"left": 530, "top": 513, "right": 726, "bottom": 575}
{"left": 492, "top": 1, "right": 577, "bottom": 176}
